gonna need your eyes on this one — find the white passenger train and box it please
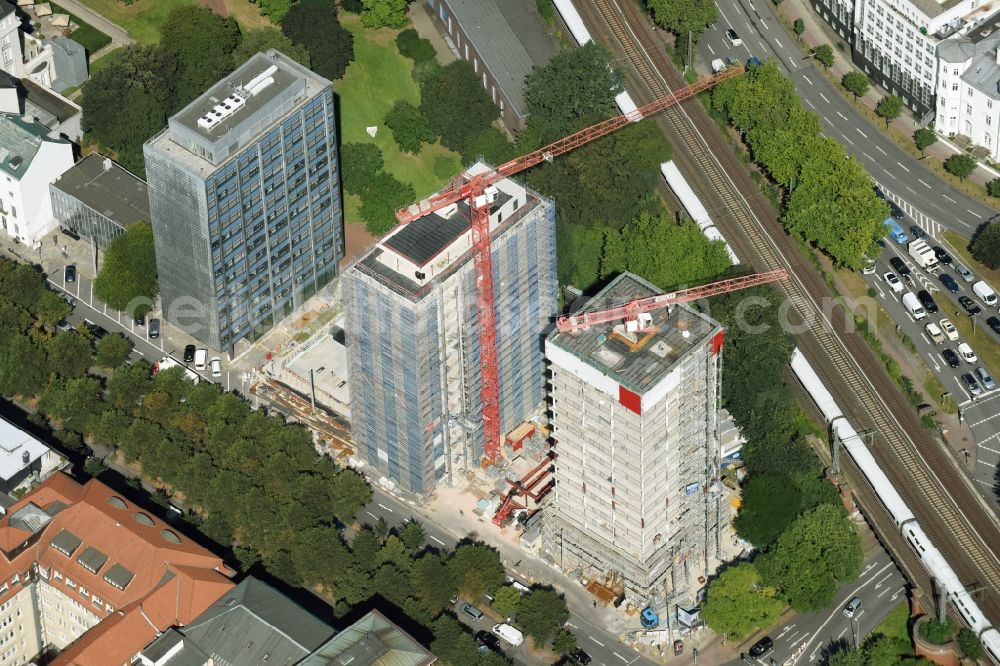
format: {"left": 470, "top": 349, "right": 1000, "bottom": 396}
{"left": 660, "top": 161, "right": 741, "bottom": 265}
{"left": 790, "top": 349, "right": 1000, "bottom": 664}
{"left": 552, "top": 0, "right": 640, "bottom": 119}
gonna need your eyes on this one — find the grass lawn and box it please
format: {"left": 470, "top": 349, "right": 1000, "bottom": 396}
{"left": 334, "top": 14, "right": 461, "bottom": 225}
{"left": 88, "top": 47, "right": 122, "bottom": 75}
{"left": 944, "top": 230, "right": 1000, "bottom": 285}
{"left": 873, "top": 601, "right": 910, "bottom": 644}
{"left": 49, "top": 1, "right": 112, "bottom": 53}
{"left": 76, "top": 0, "right": 270, "bottom": 44}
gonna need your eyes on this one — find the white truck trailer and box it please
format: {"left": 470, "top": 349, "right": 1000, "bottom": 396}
{"left": 908, "top": 239, "right": 938, "bottom": 270}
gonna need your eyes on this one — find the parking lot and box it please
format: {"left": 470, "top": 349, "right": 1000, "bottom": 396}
{"left": 861, "top": 222, "right": 1000, "bottom": 508}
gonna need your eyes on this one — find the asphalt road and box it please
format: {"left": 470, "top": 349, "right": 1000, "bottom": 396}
{"left": 722, "top": 550, "right": 907, "bottom": 665}
{"left": 856, "top": 230, "right": 1000, "bottom": 511}
{"left": 698, "top": 0, "right": 998, "bottom": 238}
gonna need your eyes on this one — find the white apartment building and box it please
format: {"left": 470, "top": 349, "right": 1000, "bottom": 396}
{"left": 542, "top": 273, "right": 725, "bottom": 608}
{"left": 0, "top": 112, "right": 73, "bottom": 244}
{"left": 814, "top": 0, "right": 1000, "bottom": 158}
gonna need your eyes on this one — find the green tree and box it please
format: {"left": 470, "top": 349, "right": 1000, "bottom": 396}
{"left": 989, "top": 178, "right": 1000, "bottom": 198}
{"left": 919, "top": 617, "right": 954, "bottom": 645}
{"left": 159, "top": 6, "right": 240, "bottom": 110}
{"left": 598, "top": 212, "right": 732, "bottom": 290}
{"left": 95, "top": 333, "right": 133, "bottom": 368}
{"left": 462, "top": 127, "right": 517, "bottom": 165}
{"left": 45, "top": 331, "right": 93, "bottom": 379}
{"left": 913, "top": 127, "right": 937, "bottom": 156}
{"left": 734, "top": 473, "right": 802, "bottom": 548}
{"left": 517, "top": 588, "right": 569, "bottom": 645}
{"left": 0, "top": 335, "right": 47, "bottom": 398}
{"left": 420, "top": 60, "right": 499, "bottom": 151}
{"left": 340, "top": 143, "right": 385, "bottom": 195}
{"left": 410, "top": 553, "right": 457, "bottom": 612}
{"left": 290, "top": 525, "right": 352, "bottom": 588}
{"left": 362, "top": 0, "right": 409, "bottom": 29}
{"left": 491, "top": 585, "right": 522, "bottom": 617}
{"left": 523, "top": 41, "right": 621, "bottom": 143}
{"left": 256, "top": 0, "right": 295, "bottom": 22}
{"left": 81, "top": 45, "right": 175, "bottom": 176}
{"left": 94, "top": 223, "right": 158, "bottom": 317}
{"left": 841, "top": 71, "right": 869, "bottom": 100}
{"left": 793, "top": 18, "right": 805, "bottom": 36}
{"left": 396, "top": 29, "right": 436, "bottom": 63}
{"left": 972, "top": 216, "right": 1000, "bottom": 268}
{"left": 645, "top": 0, "right": 718, "bottom": 38}
{"left": 782, "top": 136, "right": 888, "bottom": 269}
{"left": 702, "top": 562, "right": 784, "bottom": 639}
{"left": 398, "top": 520, "right": 426, "bottom": 552}
{"left": 875, "top": 95, "right": 904, "bottom": 128}
{"left": 232, "top": 28, "right": 310, "bottom": 68}
{"left": 384, "top": 100, "right": 435, "bottom": 153}
{"left": 944, "top": 152, "right": 976, "bottom": 180}
{"left": 342, "top": 0, "right": 363, "bottom": 12}
{"left": 359, "top": 172, "right": 416, "bottom": 235}
{"left": 552, "top": 629, "right": 577, "bottom": 654}
{"left": 330, "top": 469, "right": 372, "bottom": 521}
{"left": 84, "top": 456, "right": 108, "bottom": 478}
{"left": 448, "top": 543, "right": 505, "bottom": 599}
{"left": 39, "top": 377, "right": 104, "bottom": 426}
{"left": 758, "top": 504, "right": 862, "bottom": 612}
{"left": 958, "top": 627, "right": 983, "bottom": 659}
{"left": 282, "top": 0, "right": 355, "bottom": 80}
{"left": 812, "top": 44, "right": 834, "bottom": 69}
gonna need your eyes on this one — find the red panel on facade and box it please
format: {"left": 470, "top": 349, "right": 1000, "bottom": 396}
{"left": 618, "top": 385, "right": 641, "bottom": 415}
{"left": 711, "top": 330, "right": 725, "bottom": 355}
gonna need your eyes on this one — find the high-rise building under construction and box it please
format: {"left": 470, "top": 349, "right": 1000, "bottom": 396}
{"left": 543, "top": 272, "right": 725, "bottom": 607}
{"left": 343, "top": 163, "right": 557, "bottom": 496}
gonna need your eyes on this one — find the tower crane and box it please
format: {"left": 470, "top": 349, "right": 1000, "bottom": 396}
{"left": 555, "top": 270, "right": 789, "bottom": 334}
{"left": 394, "top": 65, "right": 746, "bottom": 467}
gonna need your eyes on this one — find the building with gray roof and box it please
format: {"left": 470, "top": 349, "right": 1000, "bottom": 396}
{"left": 423, "top": 0, "right": 557, "bottom": 128}
{"left": 138, "top": 576, "right": 334, "bottom": 666}
{"left": 50, "top": 153, "right": 150, "bottom": 248}
{"left": 301, "top": 610, "right": 435, "bottom": 666}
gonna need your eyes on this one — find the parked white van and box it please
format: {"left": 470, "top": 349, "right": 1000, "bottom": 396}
{"left": 973, "top": 280, "right": 997, "bottom": 307}
{"left": 901, "top": 292, "right": 926, "bottom": 320}
{"left": 491, "top": 623, "right": 524, "bottom": 647}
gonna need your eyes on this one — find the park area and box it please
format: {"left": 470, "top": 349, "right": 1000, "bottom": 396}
{"left": 77, "top": 0, "right": 270, "bottom": 43}
{"left": 334, "top": 14, "right": 462, "bottom": 227}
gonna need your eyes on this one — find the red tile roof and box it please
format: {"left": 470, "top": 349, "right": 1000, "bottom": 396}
{"left": 0, "top": 473, "right": 235, "bottom": 666}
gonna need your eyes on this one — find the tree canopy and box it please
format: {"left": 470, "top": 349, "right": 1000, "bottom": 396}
{"left": 384, "top": 100, "right": 436, "bottom": 154}
{"left": 841, "top": 71, "right": 869, "bottom": 99}
{"left": 362, "top": 0, "right": 409, "bottom": 28}
{"left": 159, "top": 6, "right": 241, "bottom": 109}
{"left": 645, "top": 0, "right": 718, "bottom": 38}
{"left": 944, "top": 153, "right": 976, "bottom": 180}
{"left": 396, "top": 29, "right": 436, "bottom": 63}
{"left": 359, "top": 172, "right": 415, "bottom": 235}
{"left": 517, "top": 588, "right": 570, "bottom": 645}
{"left": 599, "top": 213, "right": 732, "bottom": 291}
{"left": 973, "top": 216, "right": 1000, "bottom": 268}
{"left": 758, "top": 504, "right": 862, "bottom": 612}
{"left": 340, "top": 143, "right": 385, "bottom": 196}
{"left": 94, "top": 222, "right": 159, "bottom": 317}
{"left": 233, "top": 28, "right": 310, "bottom": 68}
{"left": 701, "top": 563, "right": 784, "bottom": 639}
{"left": 282, "top": 0, "right": 355, "bottom": 80}
{"left": 420, "top": 61, "right": 499, "bottom": 152}
{"left": 256, "top": 0, "right": 295, "bottom": 22}
{"left": 812, "top": 44, "right": 834, "bottom": 68}
{"left": 875, "top": 95, "right": 904, "bottom": 127}
{"left": 913, "top": 127, "right": 937, "bottom": 155}
{"left": 523, "top": 41, "right": 622, "bottom": 143}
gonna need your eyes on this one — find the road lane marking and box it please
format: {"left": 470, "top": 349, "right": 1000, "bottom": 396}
{"left": 366, "top": 511, "right": 377, "bottom": 519}
{"left": 874, "top": 572, "right": 894, "bottom": 588}
{"left": 837, "top": 111, "right": 848, "bottom": 120}
{"left": 856, "top": 128, "right": 867, "bottom": 138}
{"left": 876, "top": 145, "right": 887, "bottom": 155}
{"left": 707, "top": 44, "right": 716, "bottom": 55}
{"left": 802, "top": 74, "right": 812, "bottom": 84}
{"left": 803, "top": 562, "right": 894, "bottom": 660}
{"left": 378, "top": 503, "right": 393, "bottom": 512}
{"left": 896, "top": 162, "right": 911, "bottom": 172}
{"left": 588, "top": 637, "right": 605, "bottom": 647}
{"left": 430, "top": 535, "right": 446, "bottom": 546}
{"left": 863, "top": 152, "right": 872, "bottom": 160}
{"left": 968, "top": 208, "right": 979, "bottom": 216}
{"left": 820, "top": 92, "right": 830, "bottom": 103}
{"left": 943, "top": 194, "right": 956, "bottom": 203}
{"left": 805, "top": 99, "right": 816, "bottom": 109}
{"left": 565, "top": 623, "right": 578, "bottom": 629}
{"left": 918, "top": 179, "right": 931, "bottom": 188}
{"left": 843, "top": 135, "right": 855, "bottom": 145}
{"left": 838, "top": 627, "right": 848, "bottom": 639}
{"left": 926, "top": 353, "right": 940, "bottom": 372}
{"left": 613, "top": 652, "right": 629, "bottom": 663}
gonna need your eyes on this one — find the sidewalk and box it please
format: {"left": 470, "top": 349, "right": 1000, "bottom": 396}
{"left": 778, "top": 0, "right": 1000, "bottom": 189}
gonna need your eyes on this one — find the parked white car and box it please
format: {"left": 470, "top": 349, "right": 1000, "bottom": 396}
{"left": 884, "top": 272, "right": 904, "bottom": 294}
{"left": 959, "top": 343, "right": 978, "bottom": 364}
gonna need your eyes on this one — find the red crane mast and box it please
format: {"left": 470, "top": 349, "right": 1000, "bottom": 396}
{"left": 394, "top": 66, "right": 745, "bottom": 467}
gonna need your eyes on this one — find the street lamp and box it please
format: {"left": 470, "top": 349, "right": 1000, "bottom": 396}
{"left": 852, "top": 616, "right": 861, "bottom": 649}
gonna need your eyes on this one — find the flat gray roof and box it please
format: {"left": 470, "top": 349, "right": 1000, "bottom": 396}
{"left": 443, "top": 0, "right": 557, "bottom": 117}
{"left": 548, "top": 273, "right": 720, "bottom": 395}
{"left": 50, "top": 154, "right": 150, "bottom": 226}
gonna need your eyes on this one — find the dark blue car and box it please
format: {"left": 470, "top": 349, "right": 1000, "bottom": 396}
{"left": 940, "top": 273, "right": 960, "bottom": 293}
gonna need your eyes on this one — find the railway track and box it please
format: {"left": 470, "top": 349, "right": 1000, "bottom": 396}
{"left": 575, "top": 0, "right": 1000, "bottom": 619}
